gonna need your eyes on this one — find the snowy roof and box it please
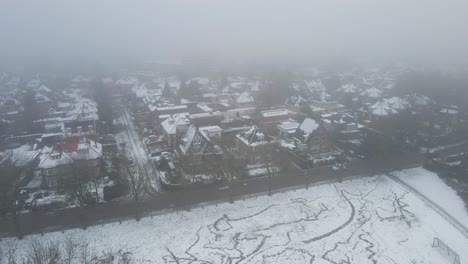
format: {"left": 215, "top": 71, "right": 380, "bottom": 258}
{"left": 26, "top": 78, "right": 40, "bottom": 88}
{"left": 339, "top": 83, "right": 359, "bottom": 93}
{"left": 304, "top": 79, "right": 326, "bottom": 92}
{"left": 72, "top": 75, "right": 88, "bottom": 83}
{"left": 407, "top": 94, "right": 434, "bottom": 106}
{"left": 157, "top": 105, "right": 188, "bottom": 112}
{"left": 277, "top": 121, "right": 300, "bottom": 132}
{"left": 115, "top": 76, "right": 138, "bottom": 86}
{"left": 236, "top": 125, "right": 271, "bottom": 147}
{"left": 190, "top": 77, "right": 210, "bottom": 86}
{"left": 369, "top": 101, "right": 399, "bottom": 116}
{"left": 160, "top": 114, "right": 190, "bottom": 135}
{"left": 360, "top": 87, "right": 382, "bottom": 98}
{"left": 261, "top": 109, "right": 288, "bottom": 118}
{"left": 297, "top": 118, "right": 319, "bottom": 141}
{"left": 440, "top": 108, "right": 459, "bottom": 115}
{"left": 179, "top": 125, "right": 209, "bottom": 155}
{"left": 39, "top": 85, "right": 51, "bottom": 93}
{"left": 236, "top": 91, "right": 254, "bottom": 104}
{"left": 0, "top": 96, "right": 21, "bottom": 107}
{"left": 383, "top": 97, "right": 408, "bottom": 111}
{"left": 189, "top": 111, "right": 223, "bottom": 119}
{"left": 68, "top": 98, "right": 98, "bottom": 121}
{"left": 197, "top": 103, "right": 213, "bottom": 112}
{"left": 285, "top": 96, "right": 307, "bottom": 107}
{"left": 0, "top": 145, "right": 40, "bottom": 168}
{"left": 199, "top": 125, "right": 222, "bottom": 133}
{"left": 38, "top": 138, "right": 102, "bottom": 169}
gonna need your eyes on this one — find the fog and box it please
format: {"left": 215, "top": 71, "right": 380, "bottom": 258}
{"left": 1, "top": 0, "right": 468, "bottom": 66}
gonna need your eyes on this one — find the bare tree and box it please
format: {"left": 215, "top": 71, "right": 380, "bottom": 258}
{"left": 27, "top": 239, "right": 62, "bottom": 264}
{"left": 0, "top": 152, "right": 22, "bottom": 237}
{"left": 3, "top": 243, "right": 19, "bottom": 264}
{"left": 62, "top": 236, "right": 79, "bottom": 264}
{"left": 120, "top": 158, "right": 145, "bottom": 220}
{"left": 221, "top": 151, "right": 246, "bottom": 203}
{"left": 64, "top": 158, "right": 93, "bottom": 229}
{"left": 258, "top": 143, "right": 282, "bottom": 196}
{"left": 1, "top": 236, "right": 135, "bottom": 264}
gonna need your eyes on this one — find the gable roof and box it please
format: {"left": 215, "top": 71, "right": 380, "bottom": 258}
{"left": 297, "top": 118, "right": 319, "bottom": 142}
{"left": 236, "top": 91, "right": 254, "bottom": 104}
{"left": 161, "top": 113, "right": 190, "bottom": 135}
{"left": 179, "top": 125, "right": 221, "bottom": 155}
{"left": 236, "top": 125, "right": 271, "bottom": 147}
{"left": 38, "top": 137, "right": 102, "bottom": 169}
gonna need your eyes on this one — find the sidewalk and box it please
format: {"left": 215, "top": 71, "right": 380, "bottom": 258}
{"left": 0, "top": 152, "right": 424, "bottom": 238}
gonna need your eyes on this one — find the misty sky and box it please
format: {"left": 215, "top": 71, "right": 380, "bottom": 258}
{"left": 1, "top": 0, "right": 468, "bottom": 65}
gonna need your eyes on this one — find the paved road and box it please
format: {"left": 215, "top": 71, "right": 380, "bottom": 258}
{"left": 115, "top": 105, "right": 161, "bottom": 194}
{"left": 0, "top": 152, "right": 424, "bottom": 238}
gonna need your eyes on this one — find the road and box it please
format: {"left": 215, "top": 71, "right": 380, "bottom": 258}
{"left": 115, "top": 105, "right": 161, "bottom": 195}
{"left": 0, "top": 151, "right": 424, "bottom": 238}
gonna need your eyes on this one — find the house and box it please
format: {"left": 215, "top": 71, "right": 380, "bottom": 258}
{"left": 0, "top": 96, "right": 22, "bottom": 120}
{"left": 38, "top": 137, "right": 102, "bottom": 189}
{"left": 277, "top": 121, "right": 300, "bottom": 139}
{"left": 259, "top": 109, "right": 289, "bottom": 125}
{"left": 309, "top": 100, "right": 345, "bottom": 114}
{"left": 283, "top": 118, "right": 336, "bottom": 168}
{"left": 365, "top": 96, "right": 409, "bottom": 120}
{"left": 234, "top": 91, "right": 255, "bottom": 107}
{"left": 160, "top": 114, "right": 191, "bottom": 148}
{"left": 284, "top": 96, "right": 308, "bottom": 112}
{"left": 236, "top": 125, "right": 273, "bottom": 163}
{"left": 178, "top": 125, "right": 223, "bottom": 172}
{"left": 0, "top": 144, "right": 40, "bottom": 186}
{"left": 294, "top": 118, "right": 332, "bottom": 157}
{"left": 199, "top": 126, "right": 223, "bottom": 141}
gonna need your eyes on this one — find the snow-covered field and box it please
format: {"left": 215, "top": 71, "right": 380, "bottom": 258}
{"left": 392, "top": 167, "right": 468, "bottom": 225}
{"left": 2, "top": 171, "right": 468, "bottom": 263}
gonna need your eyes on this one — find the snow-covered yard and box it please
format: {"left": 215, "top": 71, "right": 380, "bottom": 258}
{"left": 3, "top": 170, "right": 468, "bottom": 263}
{"left": 391, "top": 167, "right": 468, "bottom": 226}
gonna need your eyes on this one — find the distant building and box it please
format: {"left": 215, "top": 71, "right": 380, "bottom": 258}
{"left": 259, "top": 109, "right": 289, "bottom": 125}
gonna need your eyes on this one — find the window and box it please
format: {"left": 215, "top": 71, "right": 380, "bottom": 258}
{"left": 46, "top": 168, "right": 55, "bottom": 176}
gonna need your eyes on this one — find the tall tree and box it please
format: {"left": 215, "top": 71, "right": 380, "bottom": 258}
{"left": 94, "top": 80, "right": 113, "bottom": 133}
{"left": 220, "top": 151, "right": 246, "bottom": 203}
{"left": 0, "top": 153, "right": 22, "bottom": 237}
{"left": 258, "top": 143, "right": 283, "bottom": 196}
{"left": 64, "top": 155, "right": 96, "bottom": 229}
{"left": 121, "top": 158, "right": 145, "bottom": 220}
{"left": 261, "top": 70, "right": 293, "bottom": 107}
{"left": 179, "top": 80, "right": 200, "bottom": 98}
{"left": 22, "top": 90, "right": 38, "bottom": 133}
{"left": 162, "top": 81, "right": 172, "bottom": 98}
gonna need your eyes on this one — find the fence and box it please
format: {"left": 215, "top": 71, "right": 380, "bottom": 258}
{"left": 433, "top": 237, "right": 461, "bottom": 264}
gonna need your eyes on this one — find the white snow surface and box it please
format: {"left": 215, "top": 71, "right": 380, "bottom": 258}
{"left": 391, "top": 167, "right": 468, "bottom": 226}
{"left": 3, "top": 173, "right": 468, "bottom": 263}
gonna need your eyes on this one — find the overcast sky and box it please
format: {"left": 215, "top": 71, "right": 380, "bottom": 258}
{"left": 1, "top": 0, "right": 468, "bottom": 66}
